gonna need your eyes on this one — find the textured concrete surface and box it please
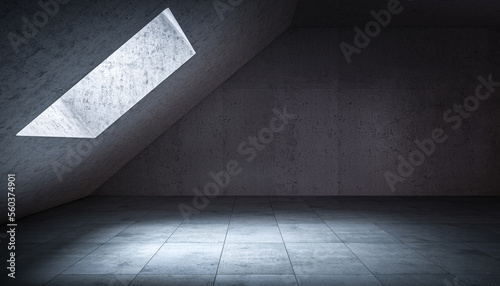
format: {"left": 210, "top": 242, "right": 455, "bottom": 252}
{"left": 0, "top": 0, "right": 297, "bottom": 221}
{"left": 291, "top": 0, "right": 500, "bottom": 27}
{"left": 95, "top": 27, "right": 500, "bottom": 196}
{"left": 18, "top": 8, "right": 196, "bottom": 138}
{"left": 1, "top": 196, "right": 499, "bottom": 285}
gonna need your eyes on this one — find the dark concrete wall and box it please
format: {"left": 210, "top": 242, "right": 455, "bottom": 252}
{"left": 94, "top": 27, "right": 500, "bottom": 196}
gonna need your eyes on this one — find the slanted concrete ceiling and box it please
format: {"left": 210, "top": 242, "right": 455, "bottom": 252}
{"left": 0, "top": 0, "right": 297, "bottom": 221}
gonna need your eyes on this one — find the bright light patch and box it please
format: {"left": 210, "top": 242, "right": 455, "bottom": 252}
{"left": 17, "top": 8, "right": 195, "bottom": 138}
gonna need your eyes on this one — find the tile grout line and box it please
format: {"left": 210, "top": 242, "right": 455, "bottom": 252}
{"left": 352, "top": 203, "right": 462, "bottom": 275}
{"left": 402, "top": 242, "right": 462, "bottom": 284}
{"left": 308, "top": 201, "right": 343, "bottom": 243}
{"left": 42, "top": 203, "right": 157, "bottom": 286}
{"left": 318, "top": 204, "right": 386, "bottom": 286}
{"left": 348, "top": 205, "right": 454, "bottom": 285}
{"left": 348, "top": 205, "right": 406, "bottom": 244}
{"left": 128, "top": 202, "right": 192, "bottom": 286}
{"left": 348, "top": 205, "right": 417, "bottom": 286}
{"left": 270, "top": 198, "right": 300, "bottom": 286}
{"left": 213, "top": 197, "right": 236, "bottom": 284}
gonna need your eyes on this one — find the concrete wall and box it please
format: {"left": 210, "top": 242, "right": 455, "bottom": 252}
{"left": 0, "top": 0, "right": 296, "bottom": 221}
{"left": 94, "top": 27, "right": 500, "bottom": 196}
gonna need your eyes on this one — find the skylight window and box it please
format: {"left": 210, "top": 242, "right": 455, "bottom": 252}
{"left": 17, "top": 8, "right": 195, "bottom": 138}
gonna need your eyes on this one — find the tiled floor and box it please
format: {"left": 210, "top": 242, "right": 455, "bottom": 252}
{"left": 1, "top": 196, "right": 500, "bottom": 285}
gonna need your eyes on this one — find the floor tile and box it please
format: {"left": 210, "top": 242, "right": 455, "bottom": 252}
{"left": 274, "top": 211, "right": 324, "bottom": 224}
{"left": 313, "top": 209, "right": 363, "bottom": 220}
{"left": 0, "top": 274, "right": 55, "bottom": 286}
{"left": 467, "top": 243, "right": 500, "bottom": 260}
{"left": 215, "top": 275, "right": 297, "bottom": 286}
{"left": 226, "top": 224, "right": 283, "bottom": 243}
{"left": 279, "top": 224, "right": 341, "bottom": 243}
{"left": 357, "top": 211, "right": 415, "bottom": 224}
{"left": 230, "top": 212, "right": 277, "bottom": 225}
{"left": 478, "top": 224, "right": 500, "bottom": 235}
{"left": 88, "top": 210, "right": 150, "bottom": 224}
{"left": 184, "top": 211, "right": 232, "bottom": 225}
{"left": 64, "top": 243, "right": 162, "bottom": 274}
{"left": 377, "top": 224, "right": 458, "bottom": 243}
{"left": 49, "top": 223, "right": 130, "bottom": 243}
{"left": 408, "top": 243, "right": 500, "bottom": 275}
{"left": 335, "top": 231, "right": 400, "bottom": 243}
{"left": 433, "top": 224, "right": 500, "bottom": 243}
{"left": 135, "top": 211, "right": 185, "bottom": 225}
{"left": 168, "top": 224, "right": 228, "bottom": 243}
{"left": 16, "top": 227, "right": 75, "bottom": 243}
{"left": 109, "top": 224, "right": 176, "bottom": 243}
{"left": 375, "top": 274, "right": 467, "bottom": 286}
{"left": 324, "top": 218, "right": 385, "bottom": 233}
{"left": 218, "top": 243, "right": 293, "bottom": 275}
{"left": 297, "top": 274, "right": 382, "bottom": 286}
{"left": 458, "top": 275, "right": 500, "bottom": 286}
{"left": 346, "top": 243, "right": 446, "bottom": 274}
{"left": 46, "top": 274, "right": 135, "bottom": 286}
{"left": 130, "top": 274, "right": 215, "bottom": 285}
{"left": 286, "top": 243, "right": 370, "bottom": 275}
{"left": 141, "top": 243, "right": 223, "bottom": 275}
